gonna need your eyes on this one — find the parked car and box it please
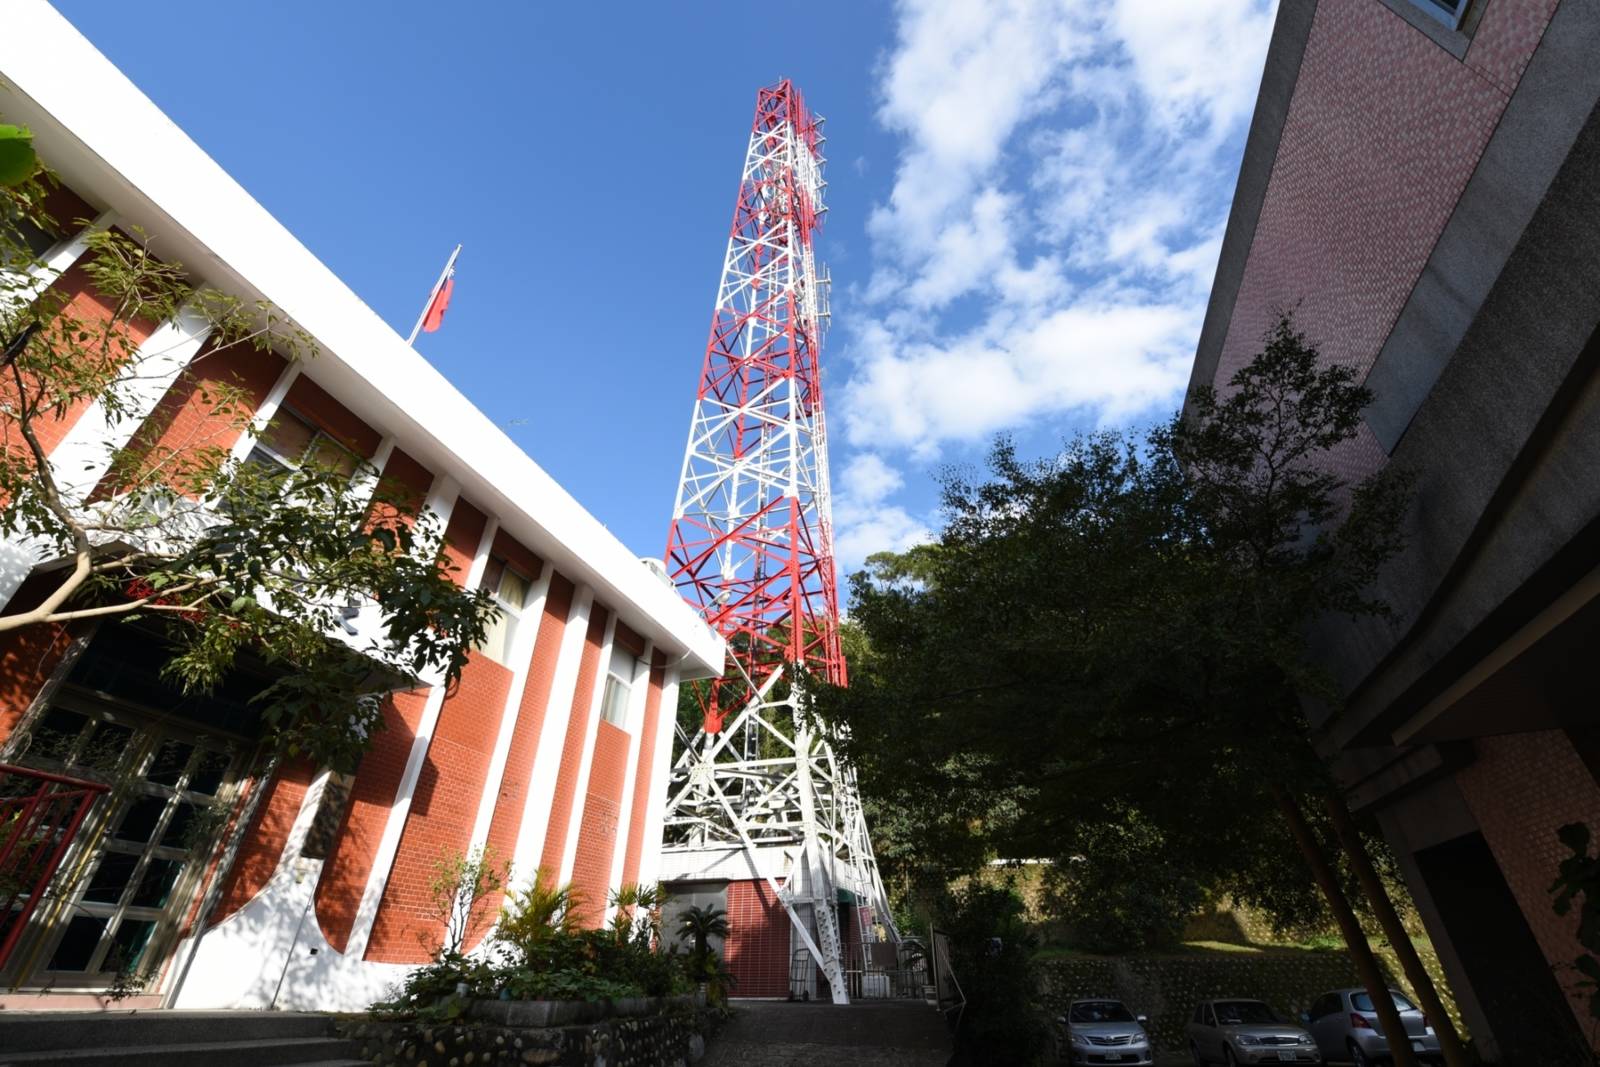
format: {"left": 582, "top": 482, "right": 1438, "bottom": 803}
{"left": 1056, "top": 998, "right": 1154, "bottom": 1065}
{"left": 1186, "top": 998, "right": 1322, "bottom": 1064}
{"left": 1301, "top": 988, "right": 1442, "bottom": 1065}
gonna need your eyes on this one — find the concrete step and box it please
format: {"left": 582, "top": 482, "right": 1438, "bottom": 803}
{"left": 0, "top": 1035, "right": 360, "bottom": 1067}
{"left": 0, "top": 1010, "right": 338, "bottom": 1054}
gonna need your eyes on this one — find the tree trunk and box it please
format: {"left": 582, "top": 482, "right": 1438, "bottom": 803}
{"left": 1271, "top": 783, "right": 1418, "bottom": 1067}
{"left": 1325, "top": 791, "right": 1469, "bottom": 1067}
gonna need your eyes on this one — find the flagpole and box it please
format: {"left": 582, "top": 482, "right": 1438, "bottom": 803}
{"left": 406, "top": 243, "right": 461, "bottom": 345}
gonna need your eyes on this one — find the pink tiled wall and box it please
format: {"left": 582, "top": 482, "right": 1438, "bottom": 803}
{"left": 1210, "top": 0, "right": 1559, "bottom": 481}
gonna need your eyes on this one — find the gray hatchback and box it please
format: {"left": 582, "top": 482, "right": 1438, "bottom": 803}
{"left": 1186, "top": 999, "right": 1322, "bottom": 1064}
{"left": 1301, "top": 988, "right": 1442, "bottom": 1065}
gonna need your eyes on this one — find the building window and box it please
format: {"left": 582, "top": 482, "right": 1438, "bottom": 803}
{"left": 246, "top": 406, "right": 360, "bottom": 479}
{"left": 1408, "top": 0, "right": 1467, "bottom": 29}
{"left": 476, "top": 555, "right": 530, "bottom": 665}
{"left": 600, "top": 645, "right": 636, "bottom": 728}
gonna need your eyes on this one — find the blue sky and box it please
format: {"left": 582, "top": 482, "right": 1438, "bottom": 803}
{"left": 52, "top": 0, "right": 1276, "bottom": 575}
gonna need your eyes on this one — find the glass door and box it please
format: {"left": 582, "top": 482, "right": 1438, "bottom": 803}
{"left": 2, "top": 691, "right": 243, "bottom": 989}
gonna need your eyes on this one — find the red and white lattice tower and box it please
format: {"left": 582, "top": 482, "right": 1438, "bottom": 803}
{"left": 661, "top": 81, "right": 895, "bottom": 1004}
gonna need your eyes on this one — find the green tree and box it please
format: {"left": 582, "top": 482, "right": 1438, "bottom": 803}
{"left": 815, "top": 316, "right": 1446, "bottom": 1064}
{"left": 0, "top": 158, "right": 495, "bottom": 771}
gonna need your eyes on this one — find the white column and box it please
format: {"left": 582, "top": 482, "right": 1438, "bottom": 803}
{"left": 0, "top": 210, "right": 119, "bottom": 612}
{"left": 2, "top": 208, "right": 116, "bottom": 312}
{"left": 506, "top": 584, "right": 593, "bottom": 893}
{"left": 342, "top": 476, "right": 462, "bottom": 960}
{"left": 225, "top": 360, "right": 302, "bottom": 464}
{"left": 605, "top": 640, "right": 654, "bottom": 916}
{"left": 462, "top": 566, "right": 553, "bottom": 873}
{"left": 557, "top": 611, "right": 617, "bottom": 886}
{"left": 48, "top": 304, "right": 214, "bottom": 503}
{"left": 347, "top": 435, "right": 396, "bottom": 507}
{"left": 635, "top": 664, "right": 681, "bottom": 890}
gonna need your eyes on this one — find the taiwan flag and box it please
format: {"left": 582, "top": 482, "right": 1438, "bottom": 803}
{"left": 422, "top": 270, "right": 454, "bottom": 333}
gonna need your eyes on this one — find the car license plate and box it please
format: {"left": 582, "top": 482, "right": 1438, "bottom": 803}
{"left": 1276, "top": 1054, "right": 1297, "bottom": 1062}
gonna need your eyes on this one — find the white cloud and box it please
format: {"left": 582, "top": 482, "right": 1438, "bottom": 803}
{"left": 828, "top": 0, "right": 1276, "bottom": 564}
{"left": 841, "top": 452, "right": 904, "bottom": 504}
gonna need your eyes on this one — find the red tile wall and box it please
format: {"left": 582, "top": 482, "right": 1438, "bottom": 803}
{"left": 1208, "top": 0, "right": 1555, "bottom": 484}
{"left": 538, "top": 605, "right": 609, "bottom": 876}
{"left": 36, "top": 182, "right": 98, "bottom": 237}
{"left": 613, "top": 621, "right": 646, "bottom": 658}
{"left": 1, "top": 258, "right": 159, "bottom": 460}
{"left": 97, "top": 339, "right": 286, "bottom": 498}
{"left": 212, "top": 758, "right": 317, "bottom": 922}
{"left": 369, "top": 447, "right": 433, "bottom": 528}
{"left": 725, "top": 878, "right": 791, "bottom": 997}
{"left": 1465, "top": 0, "right": 1560, "bottom": 94}
{"left": 490, "top": 528, "right": 544, "bottom": 583}
{"left": 568, "top": 720, "right": 631, "bottom": 926}
{"left": 279, "top": 373, "right": 383, "bottom": 459}
{"left": 465, "top": 572, "right": 575, "bottom": 949}
{"left": 366, "top": 652, "right": 513, "bottom": 962}
{"left": 619, "top": 655, "right": 668, "bottom": 890}
{"left": 313, "top": 688, "right": 431, "bottom": 952}
{"left": 0, "top": 620, "right": 74, "bottom": 743}
{"left": 438, "top": 498, "right": 488, "bottom": 585}
{"left": 1455, "top": 729, "right": 1600, "bottom": 1043}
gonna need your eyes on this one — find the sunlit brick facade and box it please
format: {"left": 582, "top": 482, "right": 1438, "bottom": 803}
{"left": 0, "top": 1, "right": 722, "bottom": 1011}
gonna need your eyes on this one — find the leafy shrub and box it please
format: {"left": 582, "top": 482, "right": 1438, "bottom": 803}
{"left": 1045, "top": 816, "right": 1204, "bottom": 955}
{"left": 939, "top": 880, "right": 1051, "bottom": 1066}
{"left": 373, "top": 952, "right": 499, "bottom": 1021}
{"left": 372, "top": 877, "right": 689, "bottom": 1019}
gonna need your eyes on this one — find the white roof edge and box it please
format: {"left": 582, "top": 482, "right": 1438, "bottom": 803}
{"left": 0, "top": 0, "right": 723, "bottom": 676}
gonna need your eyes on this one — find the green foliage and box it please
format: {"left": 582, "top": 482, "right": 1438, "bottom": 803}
{"left": 0, "top": 124, "right": 36, "bottom": 187}
{"left": 607, "top": 881, "right": 667, "bottom": 946}
{"left": 498, "top": 868, "right": 582, "bottom": 956}
{"left": 675, "top": 903, "right": 729, "bottom": 968}
{"left": 373, "top": 952, "right": 500, "bottom": 1021}
{"left": 375, "top": 875, "right": 689, "bottom": 1020}
{"left": 938, "top": 880, "right": 1051, "bottom": 1066}
{"left": 1044, "top": 814, "right": 1205, "bottom": 955}
{"left": 812, "top": 316, "right": 1413, "bottom": 938}
{"left": 425, "top": 845, "right": 509, "bottom": 960}
{"left": 0, "top": 145, "right": 496, "bottom": 773}
{"left": 673, "top": 903, "right": 735, "bottom": 1004}
{"left": 1551, "top": 821, "right": 1600, "bottom": 1019}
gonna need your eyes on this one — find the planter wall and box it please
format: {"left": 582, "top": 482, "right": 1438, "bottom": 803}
{"left": 340, "top": 994, "right": 722, "bottom": 1067}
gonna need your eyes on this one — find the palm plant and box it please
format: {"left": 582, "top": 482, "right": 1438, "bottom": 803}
{"left": 497, "top": 868, "right": 581, "bottom": 961}
{"left": 608, "top": 881, "right": 668, "bottom": 945}
{"left": 676, "top": 904, "right": 730, "bottom": 972}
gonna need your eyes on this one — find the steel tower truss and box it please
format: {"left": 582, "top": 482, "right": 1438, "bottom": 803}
{"left": 663, "top": 81, "right": 893, "bottom": 1004}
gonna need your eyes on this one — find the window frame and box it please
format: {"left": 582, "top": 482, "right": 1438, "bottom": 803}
{"left": 1407, "top": 0, "right": 1467, "bottom": 30}
{"left": 599, "top": 645, "right": 638, "bottom": 729}
{"left": 475, "top": 556, "right": 532, "bottom": 665}
{"left": 246, "top": 404, "right": 361, "bottom": 479}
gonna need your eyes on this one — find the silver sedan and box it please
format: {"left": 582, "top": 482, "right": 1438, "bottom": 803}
{"left": 1186, "top": 999, "right": 1323, "bottom": 1065}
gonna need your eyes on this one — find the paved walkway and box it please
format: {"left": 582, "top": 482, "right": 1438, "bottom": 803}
{"left": 702, "top": 999, "right": 952, "bottom": 1066}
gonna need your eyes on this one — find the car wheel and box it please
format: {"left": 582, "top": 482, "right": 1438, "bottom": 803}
{"left": 1348, "top": 1042, "right": 1369, "bottom": 1067}
{"left": 1223, "top": 1047, "right": 1239, "bottom": 1067}
{"left": 1190, "top": 1040, "right": 1207, "bottom": 1065}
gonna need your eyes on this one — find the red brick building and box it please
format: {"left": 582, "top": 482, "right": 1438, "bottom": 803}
{"left": 1189, "top": 1, "right": 1600, "bottom": 1060}
{"left": 0, "top": 2, "right": 722, "bottom": 1010}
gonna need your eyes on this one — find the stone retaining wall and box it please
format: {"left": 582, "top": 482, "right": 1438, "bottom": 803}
{"left": 340, "top": 994, "right": 725, "bottom": 1067}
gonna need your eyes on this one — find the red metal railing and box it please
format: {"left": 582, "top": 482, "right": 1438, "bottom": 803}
{"left": 0, "top": 762, "right": 108, "bottom": 970}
